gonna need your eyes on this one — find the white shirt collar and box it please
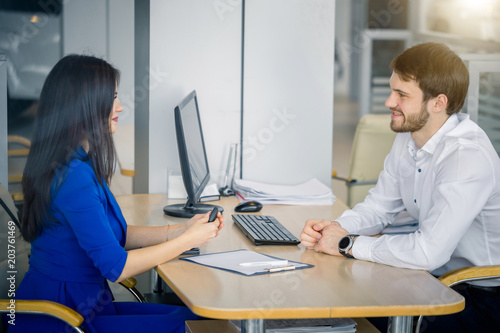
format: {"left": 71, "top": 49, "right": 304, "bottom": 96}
{"left": 407, "top": 113, "right": 461, "bottom": 159}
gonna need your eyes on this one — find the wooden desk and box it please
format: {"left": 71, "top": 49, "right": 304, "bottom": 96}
{"left": 116, "top": 195, "right": 465, "bottom": 333}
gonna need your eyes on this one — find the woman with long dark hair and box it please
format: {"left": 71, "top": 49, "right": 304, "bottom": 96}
{"left": 14, "top": 54, "right": 224, "bottom": 333}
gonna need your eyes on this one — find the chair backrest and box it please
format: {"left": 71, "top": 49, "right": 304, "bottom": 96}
{"left": 0, "top": 183, "right": 29, "bottom": 299}
{"left": 347, "top": 114, "right": 397, "bottom": 207}
{"left": 8, "top": 135, "right": 31, "bottom": 205}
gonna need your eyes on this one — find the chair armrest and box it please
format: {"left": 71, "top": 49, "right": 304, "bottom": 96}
{"left": 7, "top": 149, "right": 30, "bottom": 157}
{"left": 8, "top": 175, "right": 23, "bottom": 183}
{"left": 0, "top": 299, "right": 84, "bottom": 327}
{"left": 8, "top": 135, "right": 31, "bottom": 157}
{"left": 439, "top": 265, "right": 500, "bottom": 287}
{"left": 332, "top": 170, "right": 378, "bottom": 186}
{"left": 118, "top": 277, "right": 147, "bottom": 303}
{"left": 331, "top": 170, "right": 354, "bottom": 183}
{"left": 119, "top": 277, "right": 137, "bottom": 289}
{"left": 11, "top": 192, "right": 24, "bottom": 203}
{"left": 7, "top": 135, "right": 31, "bottom": 147}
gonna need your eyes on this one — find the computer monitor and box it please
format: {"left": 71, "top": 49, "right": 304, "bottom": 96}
{"left": 163, "top": 90, "right": 223, "bottom": 218}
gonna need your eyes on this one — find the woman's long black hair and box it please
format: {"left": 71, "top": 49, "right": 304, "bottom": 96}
{"left": 21, "top": 54, "right": 120, "bottom": 242}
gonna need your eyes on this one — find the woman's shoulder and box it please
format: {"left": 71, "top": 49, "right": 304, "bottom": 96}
{"left": 52, "top": 157, "right": 98, "bottom": 196}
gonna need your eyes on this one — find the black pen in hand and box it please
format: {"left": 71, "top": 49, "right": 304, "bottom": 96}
{"left": 182, "top": 208, "right": 219, "bottom": 256}
{"left": 208, "top": 207, "right": 219, "bottom": 222}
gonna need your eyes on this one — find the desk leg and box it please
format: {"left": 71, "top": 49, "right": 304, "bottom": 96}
{"left": 241, "top": 319, "right": 264, "bottom": 333}
{"left": 153, "top": 271, "right": 164, "bottom": 293}
{"left": 389, "top": 316, "right": 413, "bottom": 333}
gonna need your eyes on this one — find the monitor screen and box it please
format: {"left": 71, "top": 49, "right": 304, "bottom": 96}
{"left": 180, "top": 92, "right": 208, "bottom": 197}
{"left": 163, "top": 90, "right": 223, "bottom": 218}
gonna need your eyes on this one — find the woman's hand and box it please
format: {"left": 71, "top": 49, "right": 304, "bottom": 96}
{"left": 185, "top": 210, "right": 225, "bottom": 233}
{"left": 181, "top": 211, "right": 224, "bottom": 248}
{"left": 167, "top": 211, "right": 225, "bottom": 241}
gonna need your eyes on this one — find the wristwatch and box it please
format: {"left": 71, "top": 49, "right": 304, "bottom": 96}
{"left": 338, "top": 234, "right": 359, "bottom": 259}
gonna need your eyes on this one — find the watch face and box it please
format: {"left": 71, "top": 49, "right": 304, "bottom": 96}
{"left": 338, "top": 236, "right": 350, "bottom": 249}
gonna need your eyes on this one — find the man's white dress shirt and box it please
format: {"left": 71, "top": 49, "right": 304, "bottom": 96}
{"left": 337, "top": 113, "right": 500, "bottom": 285}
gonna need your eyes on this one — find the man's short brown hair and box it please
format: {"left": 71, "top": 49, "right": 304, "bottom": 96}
{"left": 390, "top": 42, "right": 469, "bottom": 115}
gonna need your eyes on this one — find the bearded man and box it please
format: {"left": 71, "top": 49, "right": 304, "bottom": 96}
{"left": 300, "top": 42, "right": 500, "bottom": 332}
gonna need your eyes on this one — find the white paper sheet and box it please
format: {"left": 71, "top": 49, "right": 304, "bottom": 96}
{"left": 180, "top": 249, "right": 312, "bottom": 276}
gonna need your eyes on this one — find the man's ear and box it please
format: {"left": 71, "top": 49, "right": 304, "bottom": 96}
{"left": 431, "top": 94, "right": 448, "bottom": 113}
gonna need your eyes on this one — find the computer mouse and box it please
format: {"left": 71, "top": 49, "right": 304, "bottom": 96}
{"left": 234, "top": 200, "right": 263, "bottom": 213}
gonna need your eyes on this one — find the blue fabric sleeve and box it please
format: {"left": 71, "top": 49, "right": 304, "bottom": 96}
{"left": 53, "top": 160, "right": 128, "bottom": 282}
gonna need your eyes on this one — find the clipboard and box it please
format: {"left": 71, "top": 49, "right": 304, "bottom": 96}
{"left": 179, "top": 249, "right": 313, "bottom": 276}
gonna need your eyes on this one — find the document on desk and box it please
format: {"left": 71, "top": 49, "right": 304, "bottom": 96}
{"left": 180, "top": 249, "right": 313, "bottom": 276}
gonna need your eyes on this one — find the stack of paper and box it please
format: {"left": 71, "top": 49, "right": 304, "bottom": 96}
{"left": 233, "top": 178, "right": 335, "bottom": 205}
{"left": 265, "top": 318, "right": 357, "bottom": 333}
{"left": 230, "top": 318, "right": 357, "bottom": 332}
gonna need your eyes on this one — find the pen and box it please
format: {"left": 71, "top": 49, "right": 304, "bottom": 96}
{"left": 239, "top": 260, "right": 289, "bottom": 267}
{"left": 266, "top": 265, "right": 296, "bottom": 272}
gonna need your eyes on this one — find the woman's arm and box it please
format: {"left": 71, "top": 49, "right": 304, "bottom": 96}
{"left": 124, "top": 224, "right": 184, "bottom": 250}
{"left": 124, "top": 211, "right": 224, "bottom": 250}
{"left": 116, "top": 212, "right": 221, "bottom": 282}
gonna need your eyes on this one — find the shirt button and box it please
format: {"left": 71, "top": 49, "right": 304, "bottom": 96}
{"left": 418, "top": 168, "right": 422, "bottom": 173}
{"left": 414, "top": 199, "right": 417, "bottom": 203}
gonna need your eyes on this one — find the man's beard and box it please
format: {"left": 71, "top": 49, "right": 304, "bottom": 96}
{"left": 390, "top": 103, "right": 430, "bottom": 133}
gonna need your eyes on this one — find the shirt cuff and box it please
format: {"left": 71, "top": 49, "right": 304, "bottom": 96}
{"left": 336, "top": 216, "right": 360, "bottom": 234}
{"left": 352, "top": 235, "right": 377, "bottom": 261}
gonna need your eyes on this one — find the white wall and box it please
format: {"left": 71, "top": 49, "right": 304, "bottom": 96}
{"left": 63, "top": 0, "right": 135, "bottom": 125}
{"left": 242, "top": 0, "right": 335, "bottom": 185}
{"left": 149, "top": 0, "right": 242, "bottom": 194}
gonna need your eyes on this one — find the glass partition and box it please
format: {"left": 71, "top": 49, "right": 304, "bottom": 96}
{"left": 462, "top": 56, "right": 500, "bottom": 156}
{"left": 478, "top": 72, "right": 500, "bottom": 155}
{"left": 424, "top": 0, "right": 500, "bottom": 43}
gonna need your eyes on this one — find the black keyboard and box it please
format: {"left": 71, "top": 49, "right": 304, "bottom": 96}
{"left": 232, "top": 214, "right": 301, "bottom": 246}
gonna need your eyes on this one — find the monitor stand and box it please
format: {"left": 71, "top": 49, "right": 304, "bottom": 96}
{"left": 163, "top": 202, "right": 224, "bottom": 218}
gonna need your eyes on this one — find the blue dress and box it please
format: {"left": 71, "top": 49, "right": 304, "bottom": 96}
{"left": 11, "top": 148, "right": 198, "bottom": 333}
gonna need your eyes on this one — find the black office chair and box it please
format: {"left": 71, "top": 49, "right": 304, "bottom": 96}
{"left": 0, "top": 183, "right": 145, "bottom": 333}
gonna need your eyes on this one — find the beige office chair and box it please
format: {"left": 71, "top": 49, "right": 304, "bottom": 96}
{"left": 332, "top": 114, "right": 397, "bottom": 208}
{"left": 0, "top": 183, "right": 145, "bottom": 333}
